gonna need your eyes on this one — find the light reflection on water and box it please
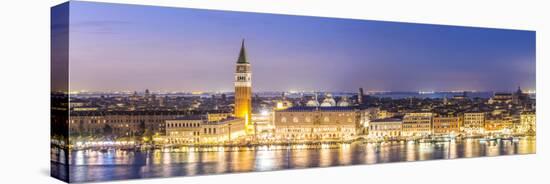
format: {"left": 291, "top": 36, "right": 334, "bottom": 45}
{"left": 53, "top": 138, "right": 535, "bottom": 183}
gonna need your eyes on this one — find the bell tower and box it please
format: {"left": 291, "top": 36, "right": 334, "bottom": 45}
{"left": 234, "top": 39, "right": 252, "bottom": 132}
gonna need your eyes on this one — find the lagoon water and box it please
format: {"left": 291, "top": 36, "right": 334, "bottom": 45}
{"left": 52, "top": 138, "right": 535, "bottom": 182}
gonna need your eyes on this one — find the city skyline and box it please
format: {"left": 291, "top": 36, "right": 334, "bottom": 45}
{"left": 51, "top": 2, "right": 536, "bottom": 183}
{"left": 64, "top": 1, "right": 535, "bottom": 92}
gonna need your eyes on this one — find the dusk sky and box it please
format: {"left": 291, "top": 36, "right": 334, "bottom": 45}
{"left": 65, "top": 1, "right": 536, "bottom": 92}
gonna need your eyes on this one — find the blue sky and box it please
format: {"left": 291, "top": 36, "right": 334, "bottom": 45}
{"left": 62, "top": 1, "right": 536, "bottom": 92}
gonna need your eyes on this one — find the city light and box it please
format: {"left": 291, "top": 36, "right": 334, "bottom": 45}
{"left": 260, "top": 109, "right": 270, "bottom": 116}
{"left": 49, "top": 3, "right": 537, "bottom": 182}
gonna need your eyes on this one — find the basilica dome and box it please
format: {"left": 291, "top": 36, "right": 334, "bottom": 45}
{"left": 306, "top": 100, "right": 319, "bottom": 107}
{"left": 337, "top": 96, "right": 350, "bottom": 107}
{"left": 320, "top": 94, "right": 336, "bottom": 107}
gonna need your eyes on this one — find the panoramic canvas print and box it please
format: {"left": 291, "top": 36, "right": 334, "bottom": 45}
{"left": 51, "top": 1, "right": 536, "bottom": 183}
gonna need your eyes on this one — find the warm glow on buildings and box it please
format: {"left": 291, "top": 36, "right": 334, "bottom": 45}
{"left": 520, "top": 111, "right": 536, "bottom": 134}
{"left": 463, "top": 112, "right": 485, "bottom": 135}
{"left": 207, "top": 113, "right": 232, "bottom": 122}
{"left": 234, "top": 40, "right": 253, "bottom": 133}
{"left": 402, "top": 112, "right": 433, "bottom": 137}
{"left": 368, "top": 118, "right": 402, "bottom": 139}
{"left": 164, "top": 116, "right": 246, "bottom": 144}
{"left": 273, "top": 106, "right": 358, "bottom": 141}
{"left": 484, "top": 117, "right": 513, "bottom": 134}
{"left": 432, "top": 113, "right": 461, "bottom": 136}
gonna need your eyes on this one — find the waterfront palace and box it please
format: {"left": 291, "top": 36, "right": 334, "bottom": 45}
{"left": 67, "top": 41, "right": 536, "bottom": 146}
{"left": 272, "top": 106, "right": 359, "bottom": 141}
{"left": 164, "top": 115, "right": 246, "bottom": 144}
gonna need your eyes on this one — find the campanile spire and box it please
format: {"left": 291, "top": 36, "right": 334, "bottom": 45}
{"left": 237, "top": 39, "right": 248, "bottom": 64}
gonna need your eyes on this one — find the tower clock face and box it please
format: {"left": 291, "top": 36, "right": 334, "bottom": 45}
{"left": 237, "top": 75, "right": 246, "bottom": 81}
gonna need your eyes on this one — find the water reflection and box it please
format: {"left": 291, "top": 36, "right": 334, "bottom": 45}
{"left": 55, "top": 138, "right": 535, "bottom": 183}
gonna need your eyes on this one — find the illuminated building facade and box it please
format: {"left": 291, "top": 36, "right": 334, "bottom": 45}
{"left": 367, "top": 118, "right": 402, "bottom": 139}
{"left": 275, "top": 94, "right": 293, "bottom": 110}
{"left": 402, "top": 112, "right": 433, "bottom": 137}
{"left": 377, "top": 110, "right": 400, "bottom": 119}
{"left": 251, "top": 112, "right": 275, "bottom": 138}
{"left": 69, "top": 111, "right": 191, "bottom": 137}
{"left": 462, "top": 112, "right": 485, "bottom": 135}
{"left": 484, "top": 116, "right": 513, "bottom": 134}
{"left": 359, "top": 107, "right": 380, "bottom": 135}
{"left": 273, "top": 106, "right": 358, "bottom": 141}
{"left": 489, "top": 92, "right": 513, "bottom": 104}
{"left": 234, "top": 40, "right": 253, "bottom": 133}
{"left": 520, "top": 111, "right": 536, "bottom": 134}
{"left": 164, "top": 116, "right": 246, "bottom": 144}
{"left": 432, "top": 113, "right": 461, "bottom": 136}
{"left": 207, "top": 113, "right": 232, "bottom": 122}
{"left": 165, "top": 117, "right": 202, "bottom": 144}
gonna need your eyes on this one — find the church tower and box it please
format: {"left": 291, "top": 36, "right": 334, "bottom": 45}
{"left": 234, "top": 40, "right": 252, "bottom": 132}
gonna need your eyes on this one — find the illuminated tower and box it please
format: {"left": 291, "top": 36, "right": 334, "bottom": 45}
{"left": 234, "top": 40, "right": 252, "bottom": 132}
